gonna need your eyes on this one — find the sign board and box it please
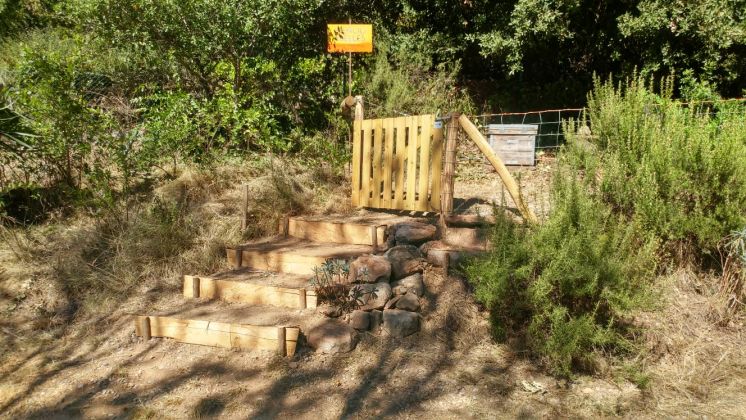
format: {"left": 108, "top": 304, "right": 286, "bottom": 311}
{"left": 327, "top": 24, "right": 373, "bottom": 53}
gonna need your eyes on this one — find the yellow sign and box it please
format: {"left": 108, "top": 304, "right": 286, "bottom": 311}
{"left": 327, "top": 24, "right": 373, "bottom": 53}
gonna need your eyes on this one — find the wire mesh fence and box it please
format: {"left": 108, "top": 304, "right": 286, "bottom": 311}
{"left": 470, "top": 109, "right": 585, "bottom": 150}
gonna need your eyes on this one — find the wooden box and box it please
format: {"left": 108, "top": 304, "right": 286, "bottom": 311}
{"left": 486, "top": 124, "right": 538, "bottom": 166}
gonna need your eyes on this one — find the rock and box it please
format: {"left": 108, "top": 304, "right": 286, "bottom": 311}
{"left": 384, "top": 245, "right": 425, "bottom": 279}
{"left": 394, "top": 222, "right": 437, "bottom": 245}
{"left": 382, "top": 309, "right": 420, "bottom": 337}
{"left": 317, "top": 303, "right": 342, "bottom": 318}
{"left": 395, "top": 292, "right": 420, "bottom": 311}
{"left": 307, "top": 321, "right": 358, "bottom": 353}
{"left": 390, "top": 273, "right": 424, "bottom": 297}
{"left": 347, "top": 255, "right": 391, "bottom": 284}
{"left": 384, "top": 295, "right": 401, "bottom": 309}
{"left": 349, "top": 310, "right": 370, "bottom": 331}
{"left": 350, "top": 282, "right": 392, "bottom": 311}
{"left": 369, "top": 310, "right": 383, "bottom": 333}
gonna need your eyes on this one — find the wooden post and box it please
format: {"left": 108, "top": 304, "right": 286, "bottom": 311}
{"left": 369, "top": 225, "right": 378, "bottom": 252}
{"left": 192, "top": 277, "right": 200, "bottom": 299}
{"left": 140, "top": 316, "right": 151, "bottom": 340}
{"left": 298, "top": 288, "right": 307, "bottom": 310}
{"left": 354, "top": 96, "right": 364, "bottom": 122}
{"left": 234, "top": 248, "right": 242, "bottom": 268}
{"left": 440, "top": 113, "right": 459, "bottom": 225}
{"left": 241, "top": 184, "right": 249, "bottom": 231}
{"left": 458, "top": 115, "right": 538, "bottom": 224}
{"left": 277, "top": 326, "right": 287, "bottom": 356}
{"left": 280, "top": 216, "right": 290, "bottom": 237}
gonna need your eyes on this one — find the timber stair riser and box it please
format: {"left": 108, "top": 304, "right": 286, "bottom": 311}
{"left": 285, "top": 218, "right": 386, "bottom": 247}
{"left": 134, "top": 315, "right": 300, "bottom": 356}
{"left": 226, "top": 239, "right": 374, "bottom": 276}
{"left": 183, "top": 275, "right": 317, "bottom": 309}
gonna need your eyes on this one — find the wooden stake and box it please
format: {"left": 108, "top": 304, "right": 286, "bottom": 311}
{"left": 277, "top": 327, "right": 287, "bottom": 356}
{"left": 141, "top": 316, "right": 151, "bottom": 340}
{"left": 281, "top": 216, "right": 290, "bottom": 237}
{"left": 354, "top": 96, "right": 364, "bottom": 121}
{"left": 458, "top": 115, "right": 538, "bottom": 225}
{"left": 235, "top": 248, "right": 242, "bottom": 268}
{"left": 440, "top": 114, "right": 459, "bottom": 218}
{"left": 192, "top": 277, "right": 200, "bottom": 299}
{"left": 369, "top": 225, "right": 378, "bottom": 252}
{"left": 241, "top": 184, "right": 249, "bottom": 231}
{"left": 298, "top": 288, "right": 307, "bottom": 310}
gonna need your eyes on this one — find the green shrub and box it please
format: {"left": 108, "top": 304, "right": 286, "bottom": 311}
{"left": 466, "top": 177, "right": 656, "bottom": 377}
{"left": 566, "top": 76, "right": 746, "bottom": 262}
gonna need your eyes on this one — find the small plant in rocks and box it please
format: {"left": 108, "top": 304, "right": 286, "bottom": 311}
{"left": 311, "top": 260, "right": 373, "bottom": 313}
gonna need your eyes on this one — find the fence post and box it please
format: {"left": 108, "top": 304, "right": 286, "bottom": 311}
{"left": 440, "top": 113, "right": 459, "bottom": 225}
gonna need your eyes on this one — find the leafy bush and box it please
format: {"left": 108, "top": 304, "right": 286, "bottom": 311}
{"left": 566, "top": 76, "right": 746, "bottom": 262}
{"left": 466, "top": 177, "right": 657, "bottom": 377}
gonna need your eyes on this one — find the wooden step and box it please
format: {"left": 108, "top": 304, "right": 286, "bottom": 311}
{"left": 226, "top": 236, "right": 374, "bottom": 275}
{"left": 134, "top": 315, "right": 300, "bottom": 356}
{"left": 286, "top": 213, "right": 427, "bottom": 246}
{"left": 183, "top": 270, "right": 317, "bottom": 309}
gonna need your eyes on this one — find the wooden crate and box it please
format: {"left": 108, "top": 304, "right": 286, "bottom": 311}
{"left": 486, "top": 124, "right": 537, "bottom": 166}
{"left": 352, "top": 115, "right": 444, "bottom": 212}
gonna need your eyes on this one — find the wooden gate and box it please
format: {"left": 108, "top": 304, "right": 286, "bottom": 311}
{"left": 352, "top": 115, "right": 444, "bottom": 212}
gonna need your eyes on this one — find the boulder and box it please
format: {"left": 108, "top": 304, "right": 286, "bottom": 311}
{"left": 350, "top": 282, "right": 393, "bottom": 311}
{"left": 369, "top": 310, "right": 383, "bottom": 333}
{"left": 349, "top": 310, "right": 370, "bottom": 331}
{"left": 307, "top": 321, "right": 358, "bottom": 353}
{"left": 347, "top": 255, "right": 391, "bottom": 284}
{"left": 390, "top": 273, "right": 424, "bottom": 297}
{"left": 317, "top": 303, "right": 342, "bottom": 318}
{"left": 384, "top": 295, "right": 401, "bottom": 309}
{"left": 382, "top": 309, "right": 420, "bottom": 337}
{"left": 394, "top": 222, "right": 437, "bottom": 245}
{"left": 395, "top": 292, "right": 420, "bottom": 311}
{"left": 384, "top": 245, "right": 425, "bottom": 280}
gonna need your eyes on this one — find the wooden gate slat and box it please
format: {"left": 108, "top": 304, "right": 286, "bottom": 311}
{"left": 430, "top": 120, "right": 444, "bottom": 212}
{"left": 417, "top": 115, "right": 433, "bottom": 212}
{"left": 382, "top": 118, "right": 395, "bottom": 208}
{"left": 394, "top": 117, "right": 407, "bottom": 209}
{"left": 351, "top": 119, "right": 362, "bottom": 207}
{"left": 371, "top": 118, "right": 384, "bottom": 207}
{"left": 360, "top": 119, "right": 373, "bottom": 207}
{"left": 405, "top": 116, "right": 419, "bottom": 210}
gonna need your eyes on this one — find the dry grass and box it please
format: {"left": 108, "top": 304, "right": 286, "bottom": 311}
{"left": 636, "top": 270, "right": 746, "bottom": 417}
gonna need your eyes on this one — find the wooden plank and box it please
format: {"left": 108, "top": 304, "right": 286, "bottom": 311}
{"left": 430, "top": 119, "right": 444, "bottom": 212}
{"left": 417, "top": 115, "right": 433, "bottom": 212}
{"left": 382, "top": 117, "right": 395, "bottom": 208}
{"left": 360, "top": 119, "right": 373, "bottom": 207}
{"left": 186, "top": 276, "right": 313, "bottom": 308}
{"left": 371, "top": 118, "right": 384, "bottom": 207}
{"left": 459, "top": 114, "right": 538, "bottom": 224}
{"left": 405, "top": 116, "right": 418, "bottom": 210}
{"left": 352, "top": 119, "right": 362, "bottom": 207}
{"left": 133, "top": 316, "right": 296, "bottom": 354}
{"left": 287, "top": 218, "right": 385, "bottom": 246}
{"left": 393, "top": 117, "right": 407, "bottom": 209}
